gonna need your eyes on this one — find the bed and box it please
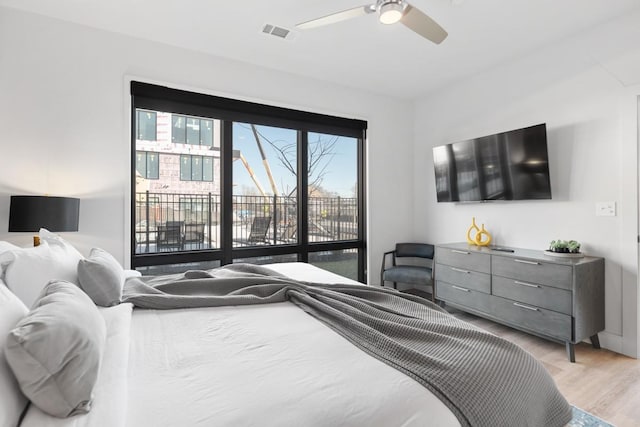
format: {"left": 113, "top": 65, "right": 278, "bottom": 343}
{"left": 1, "top": 234, "right": 572, "bottom": 427}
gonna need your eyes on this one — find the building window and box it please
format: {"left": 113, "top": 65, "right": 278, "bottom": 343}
{"left": 137, "top": 110, "right": 157, "bottom": 141}
{"left": 203, "top": 157, "right": 213, "bottom": 181}
{"left": 136, "top": 151, "right": 159, "bottom": 179}
{"left": 180, "top": 155, "right": 213, "bottom": 182}
{"left": 172, "top": 115, "right": 186, "bottom": 144}
{"left": 172, "top": 114, "right": 213, "bottom": 147}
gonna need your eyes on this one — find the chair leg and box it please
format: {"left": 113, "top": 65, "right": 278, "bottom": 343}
{"left": 590, "top": 334, "right": 601, "bottom": 349}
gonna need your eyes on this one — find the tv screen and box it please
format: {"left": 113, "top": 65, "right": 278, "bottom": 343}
{"left": 433, "top": 123, "right": 552, "bottom": 202}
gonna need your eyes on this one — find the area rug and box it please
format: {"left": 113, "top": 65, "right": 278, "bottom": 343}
{"left": 568, "top": 406, "right": 615, "bottom": 427}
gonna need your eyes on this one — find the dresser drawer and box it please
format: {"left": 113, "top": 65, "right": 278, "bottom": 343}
{"left": 436, "top": 281, "right": 493, "bottom": 313}
{"left": 435, "top": 264, "right": 491, "bottom": 294}
{"left": 493, "top": 295, "right": 571, "bottom": 341}
{"left": 436, "top": 248, "right": 490, "bottom": 274}
{"left": 492, "top": 256, "right": 572, "bottom": 290}
{"left": 492, "top": 276, "right": 572, "bottom": 315}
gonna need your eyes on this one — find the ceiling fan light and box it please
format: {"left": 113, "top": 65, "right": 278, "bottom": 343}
{"left": 379, "top": 2, "right": 403, "bottom": 25}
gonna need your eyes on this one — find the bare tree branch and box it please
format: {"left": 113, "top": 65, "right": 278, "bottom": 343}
{"left": 237, "top": 124, "right": 339, "bottom": 197}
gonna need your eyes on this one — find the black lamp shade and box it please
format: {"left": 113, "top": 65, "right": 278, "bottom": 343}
{"left": 9, "top": 196, "right": 80, "bottom": 232}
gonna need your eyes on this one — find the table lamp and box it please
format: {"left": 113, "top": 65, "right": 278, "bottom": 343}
{"left": 8, "top": 195, "right": 80, "bottom": 246}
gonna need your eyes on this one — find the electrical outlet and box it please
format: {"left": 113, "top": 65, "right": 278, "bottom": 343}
{"left": 596, "top": 201, "right": 616, "bottom": 217}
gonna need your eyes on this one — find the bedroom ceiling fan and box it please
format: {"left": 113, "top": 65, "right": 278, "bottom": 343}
{"left": 296, "top": 0, "right": 448, "bottom": 44}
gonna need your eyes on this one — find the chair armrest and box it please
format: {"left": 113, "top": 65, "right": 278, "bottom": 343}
{"left": 382, "top": 250, "right": 396, "bottom": 264}
{"left": 380, "top": 250, "right": 396, "bottom": 276}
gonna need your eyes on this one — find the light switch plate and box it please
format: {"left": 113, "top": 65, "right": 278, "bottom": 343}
{"left": 596, "top": 201, "right": 616, "bottom": 216}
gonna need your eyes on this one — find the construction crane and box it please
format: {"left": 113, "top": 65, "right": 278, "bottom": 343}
{"left": 250, "top": 124, "right": 279, "bottom": 196}
{"left": 233, "top": 149, "right": 267, "bottom": 197}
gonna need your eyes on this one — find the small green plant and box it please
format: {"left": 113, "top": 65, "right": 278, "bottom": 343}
{"left": 549, "top": 239, "right": 581, "bottom": 253}
{"left": 567, "top": 240, "right": 581, "bottom": 253}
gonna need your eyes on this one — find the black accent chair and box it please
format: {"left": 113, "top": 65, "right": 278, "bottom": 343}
{"left": 381, "top": 243, "right": 435, "bottom": 301}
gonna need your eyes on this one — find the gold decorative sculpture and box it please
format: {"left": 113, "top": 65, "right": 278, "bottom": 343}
{"left": 466, "top": 217, "right": 492, "bottom": 246}
{"left": 466, "top": 217, "right": 479, "bottom": 245}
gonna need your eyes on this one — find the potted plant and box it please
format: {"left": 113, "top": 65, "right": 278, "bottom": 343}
{"left": 548, "top": 239, "right": 582, "bottom": 256}
{"left": 549, "top": 240, "right": 568, "bottom": 253}
{"left": 567, "top": 240, "right": 581, "bottom": 254}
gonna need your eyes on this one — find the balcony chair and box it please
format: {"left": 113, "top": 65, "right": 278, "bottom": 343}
{"left": 184, "top": 223, "right": 206, "bottom": 249}
{"left": 156, "top": 221, "right": 184, "bottom": 251}
{"left": 380, "top": 243, "right": 435, "bottom": 301}
{"left": 246, "top": 216, "right": 272, "bottom": 245}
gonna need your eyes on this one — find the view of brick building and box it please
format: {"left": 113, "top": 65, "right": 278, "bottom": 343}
{"left": 135, "top": 110, "right": 221, "bottom": 195}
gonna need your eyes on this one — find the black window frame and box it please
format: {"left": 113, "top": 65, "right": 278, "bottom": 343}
{"left": 131, "top": 81, "right": 367, "bottom": 282}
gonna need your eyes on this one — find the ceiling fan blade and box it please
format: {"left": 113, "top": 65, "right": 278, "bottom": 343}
{"left": 296, "top": 5, "right": 375, "bottom": 30}
{"left": 401, "top": 4, "right": 448, "bottom": 44}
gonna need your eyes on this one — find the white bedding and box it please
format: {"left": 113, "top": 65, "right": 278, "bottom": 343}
{"left": 21, "top": 262, "right": 460, "bottom": 427}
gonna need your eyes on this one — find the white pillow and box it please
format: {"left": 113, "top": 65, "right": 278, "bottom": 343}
{"left": 5, "top": 280, "right": 106, "bottom": 418}
{"left": 0, "top": 280, "right": 29, "bottom": 427}
{"left": 78, "top": 248, "right": 125, "bottom": 307}
{"left": 0, "top": 241, "right": 18, "bottom": 254}
{"left": 38, "top": 228, "right": 83, "bottom": 258}
{"left": 0, "top": 230, "right": 83, "bottom": 308}
{"left": 0, "top": 241, "right": 19, "bottom": 279}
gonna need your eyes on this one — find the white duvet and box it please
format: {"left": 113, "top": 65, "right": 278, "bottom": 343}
{"left": 21, "top": 263, "right": 459, "bottom": 427}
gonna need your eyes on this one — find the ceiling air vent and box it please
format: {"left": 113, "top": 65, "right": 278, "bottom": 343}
{"left": 262, "top": 24, "right": 293, "bottom": 40}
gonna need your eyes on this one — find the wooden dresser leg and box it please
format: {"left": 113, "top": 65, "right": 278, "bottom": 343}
{"left": 566, "top": 342, "right": 575, "bottom": 363}
{"left": 590, "top": 334, "right": 601, "bottom": 349}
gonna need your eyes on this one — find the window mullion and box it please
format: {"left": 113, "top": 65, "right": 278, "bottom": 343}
{"left": 298, "top": 130, "right": 309, "bottom": 263}
{"left": 358, "top": 130, "right": 367, "bottom": 283}
{"left": 221, "top": 120, "right": 234, "bottom": 265}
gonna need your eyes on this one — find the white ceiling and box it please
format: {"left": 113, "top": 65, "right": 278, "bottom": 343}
{"left": 2, "top": 0, "right": 640, "bottom": 99}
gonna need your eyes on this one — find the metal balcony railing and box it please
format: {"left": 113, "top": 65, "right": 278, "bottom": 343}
{"left": 134, "top": 191, "right": 358, "bottom": 254}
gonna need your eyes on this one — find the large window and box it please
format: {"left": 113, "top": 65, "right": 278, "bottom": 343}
{"left": 232, "top": 123, "right": 298, "bottom": 247}
{"left": 131, "top": 82, "right": 366, "bottom": 281}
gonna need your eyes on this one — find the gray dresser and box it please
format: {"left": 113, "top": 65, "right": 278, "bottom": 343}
{"left": 434, "top": 242, "right": 604, "bottom": 362}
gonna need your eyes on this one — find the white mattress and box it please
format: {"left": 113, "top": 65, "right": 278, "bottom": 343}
{"left": 126, "top": 262, "right": 459, "bottom": 427}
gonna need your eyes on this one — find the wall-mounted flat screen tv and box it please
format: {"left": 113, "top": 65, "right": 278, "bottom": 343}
{"left": 433, "top": 123, "right": 552, "bottom": 202}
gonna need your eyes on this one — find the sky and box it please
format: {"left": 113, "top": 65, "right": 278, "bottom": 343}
{"left": 232, "top": 123, "right": 358, "bottom": 198}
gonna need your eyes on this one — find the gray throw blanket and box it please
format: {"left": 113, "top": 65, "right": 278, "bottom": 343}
{"left": 122, "top": 263, "right": 572, "bottom": 427}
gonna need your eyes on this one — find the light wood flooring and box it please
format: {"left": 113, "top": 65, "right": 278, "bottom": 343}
{"left": 450, "top": 308, "right": 640, "bottom": 427}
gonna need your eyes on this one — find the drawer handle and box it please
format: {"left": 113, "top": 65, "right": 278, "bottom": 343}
{"left": 450, "top": 267, "right": 471, "bottom": 274}
{"left": 514, "top": 259, "right": 540, "bottom": 266}
{"left": 452, "top": 285, "right": 471, "bottom": 292}
{"left": 513, "top": 280, "right": 541, "bottom": 289}
{"left": 513, "top": 302, "right": 539, "bottom": 311}
{"left": 451, "top": 250, "right": 470, "bottom": 255}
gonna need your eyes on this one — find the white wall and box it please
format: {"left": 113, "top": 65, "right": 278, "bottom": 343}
{"left": 414, "top": 11, "right": 640, "bottom": 357}
{"left": 0, "top": 6, "right": 415, "bottom": 281}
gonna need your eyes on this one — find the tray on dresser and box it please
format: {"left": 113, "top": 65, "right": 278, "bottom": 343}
{"left": 543, "top": 250, "right": 584, "bottom": 258}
